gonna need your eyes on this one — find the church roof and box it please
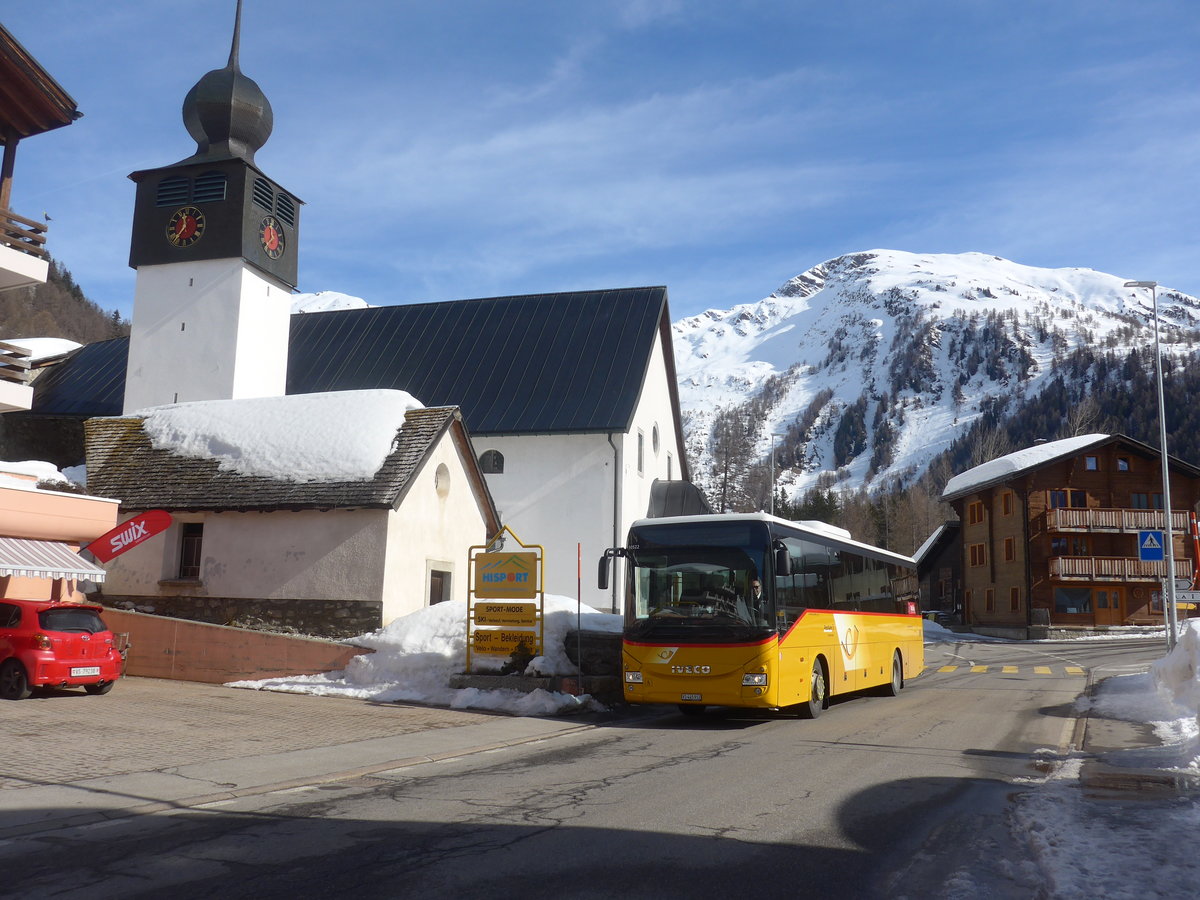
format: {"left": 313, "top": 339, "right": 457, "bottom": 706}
{"left": 32, "top": 285, "right": 682, "bottom": 443}
{"left": 84, "top": 405, "right": 498, "bottom": 525}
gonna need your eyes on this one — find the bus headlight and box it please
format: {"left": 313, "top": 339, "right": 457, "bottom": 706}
{"left": 742, "top": 673, "right": 768, "bottom": 686}
{"left": 624, "top": 671, "right": 644, "bottom": 683}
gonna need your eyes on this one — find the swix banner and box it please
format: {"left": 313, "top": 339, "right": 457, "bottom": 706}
{"left": 87, "top": 510, "right": 173, "bottom": 563}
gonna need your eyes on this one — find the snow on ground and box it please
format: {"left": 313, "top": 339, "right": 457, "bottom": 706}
{"left": 231, "top": 594, "right": 622, "bottom": 715}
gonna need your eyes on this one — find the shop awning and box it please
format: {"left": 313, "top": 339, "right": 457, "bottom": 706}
{"left": 0, "top": 537, "right": 106, "bottom": 582}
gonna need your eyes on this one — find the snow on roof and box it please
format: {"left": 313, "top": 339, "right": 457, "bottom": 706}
{"left": 0, "top": 336, "right": 81, "bottom": 362}
{"left": 291, "top": 291, "right": 370, "bottom": 314}
{"left": 139, "top": 390, "right": 424, "bottom": 483}
{"left": 913, "top": 523, "right": 948, "bottom": 563}
{"left": 941, "top": 434, "right": 1110, "bottom": 499}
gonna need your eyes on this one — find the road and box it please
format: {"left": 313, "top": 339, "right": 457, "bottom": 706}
{"left": 0, "top": 638, "right": 1163, "bottom": 899}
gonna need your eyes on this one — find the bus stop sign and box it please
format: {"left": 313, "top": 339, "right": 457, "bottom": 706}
{"left": 1138, "top": 531, "right": 1165, "bottom": 562}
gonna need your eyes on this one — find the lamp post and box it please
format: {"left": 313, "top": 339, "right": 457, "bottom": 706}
{"left": 769, "top": 432, "right": 785, "bottom": 516}
{"left": 1125, "top": 280, "right": 1178, "bottom": 651}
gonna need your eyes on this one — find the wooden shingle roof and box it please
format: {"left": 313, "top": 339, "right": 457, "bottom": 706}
{"left": 85, "top": 405, "right": 477, "bottom": 513}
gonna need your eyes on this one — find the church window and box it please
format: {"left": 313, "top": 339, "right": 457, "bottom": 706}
{"left": 479, "top": 449, "right": 504, "bottom": 474}
{"left": 156, "top": 176, "right": 189, "bottom": 207}
{"left": 193, "top": 171, "right": 227, "bottom": 202}
{"left": 252, "top": 177, "right": 274, "bottom": 211}
{"left": 275, "top": 192, "right": 296, "bottom": 227}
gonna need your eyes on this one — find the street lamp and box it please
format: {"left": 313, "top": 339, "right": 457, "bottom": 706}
{"left": 1125, "top": 280, "right": 1179, "bottom": 650}
{"left": 769, "top": 432, "right": 785, "bottom": 516}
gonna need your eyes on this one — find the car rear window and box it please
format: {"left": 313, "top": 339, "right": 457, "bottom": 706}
{"left": 38, "top": 608, "right": 108, "bottom": 634}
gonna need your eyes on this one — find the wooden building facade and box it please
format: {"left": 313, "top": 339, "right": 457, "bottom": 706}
{"left": 941, "top": 434, "right": 1200, "bottom": 634}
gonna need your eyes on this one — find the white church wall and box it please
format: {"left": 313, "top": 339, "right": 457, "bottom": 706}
{"left": 475, "top": 432, "right": 615, "bottom": 610}
{"left": 123, "top": 259, "right": 291, "bottom": 413}
{"left": 476, "top": 329, "right": 683, "bottom": 613}
{"left": 381, "top": 431, "right": 492, "bottom": 624}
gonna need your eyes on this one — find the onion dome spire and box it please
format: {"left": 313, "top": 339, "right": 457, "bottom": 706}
{"left": 178, "top": 0, "right": 273, "bottom": 164}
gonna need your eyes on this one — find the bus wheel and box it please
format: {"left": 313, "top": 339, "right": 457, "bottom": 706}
{"left": 799, "top": 660, "right": 826, "bottom": 719}
{"left": 879, "top": 651, "right": 903, "bottom": 697}
{"left": 678, "top": 704, "right": 706, "bottom": 716}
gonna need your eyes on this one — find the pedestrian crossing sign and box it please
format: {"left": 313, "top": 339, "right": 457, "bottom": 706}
{"left": 1138, "top": 530, "right": 1165, "bottom": 561}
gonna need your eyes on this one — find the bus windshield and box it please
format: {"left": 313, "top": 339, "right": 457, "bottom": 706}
{"left": 624, "top": 520, "right": 772, "bottom": 642}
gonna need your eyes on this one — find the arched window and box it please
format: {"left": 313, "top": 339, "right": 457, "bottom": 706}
{"left": 479, "top": 449, "right": 504, "bottom": 474}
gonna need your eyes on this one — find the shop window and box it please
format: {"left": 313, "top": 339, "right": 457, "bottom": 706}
{"left": 1054, "top": 587, "right": 1092, "bottom": 614}
{"left": 179, "top": 523, "right": 203, "bottom": 579}
{"left": 969, "top": 543, "right": 986, "bottom": 567}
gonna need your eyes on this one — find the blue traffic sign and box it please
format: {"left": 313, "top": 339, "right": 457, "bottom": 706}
{"left": 1138, "top": 530, "right": 1165, "bottom": 562}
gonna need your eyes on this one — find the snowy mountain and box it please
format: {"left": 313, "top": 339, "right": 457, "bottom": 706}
{"left": 673, "top": 250, "right": 1200, "bottom": 508}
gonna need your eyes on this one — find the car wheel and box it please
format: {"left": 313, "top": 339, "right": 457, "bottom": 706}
{"left": 878, "top": 651, "right": 903, "bottom": 697}
{"left": 84, "top": 681, "right": 115, "bottom": 696}
{"left": 799, "top": 659, "right": 826, "bottom": 719}
{"left": 0, "top": 659, "right": 32, "bottom": 701}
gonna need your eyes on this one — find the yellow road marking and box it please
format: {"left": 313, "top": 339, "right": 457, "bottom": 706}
{"left": 1066, "top": 666, "right": 1084, "bottom": 675}
{"left": 1002, "top": 665, "right": 1018, "bottom": 673}
{"left": 970, "top": 665, "right": 987, "bottom": 673}
{"left": 1034, "top": 666, "right": 1052, "bottom": 674}
{"left": 938, "top": 665, "right": 958, "bottom": 672}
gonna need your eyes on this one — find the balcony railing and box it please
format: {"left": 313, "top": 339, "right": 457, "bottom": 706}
{"left": 0, "top": 341, "right": 31, "bottom": 389}
{"left": 1046, "top": 507, "right": 1188, "bottom": 533}
{"left": 0, "top": 207, "right": 48, "bottom": 260}
{"left": 1049, "top": 556, "right": 1189, "bottom": 582}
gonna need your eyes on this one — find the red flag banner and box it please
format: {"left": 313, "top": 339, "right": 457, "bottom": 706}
{"left": 87, "top": 510, "right": 173, "bottom": 563}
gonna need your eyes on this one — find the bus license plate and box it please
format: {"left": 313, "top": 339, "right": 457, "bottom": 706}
{"left": 71, "top": 666, "right": 101, "bottom": 677}
{"left": 680, "top": 693, "right": 702, "bottom": 702}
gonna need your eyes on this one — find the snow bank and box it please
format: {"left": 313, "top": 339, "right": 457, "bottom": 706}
{"left": 1149, "top": 620, "right": 1200, "bottom": 766}
{"left": 230, "top": 594, "right": 622, "bottom": 715}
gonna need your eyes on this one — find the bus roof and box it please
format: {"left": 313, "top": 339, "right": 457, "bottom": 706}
{"left": 630, "top": 512, "right": 917, "bottom": 569}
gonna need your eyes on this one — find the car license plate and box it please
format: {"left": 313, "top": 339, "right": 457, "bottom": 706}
{"left": 680, "top": 693, "right": 702, "bottom": 702}
{"left": 71, "top": 666, "right": 101, "bottom": 677}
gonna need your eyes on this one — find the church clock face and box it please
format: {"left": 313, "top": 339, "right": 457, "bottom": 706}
{"left": 258, "top": 215, "right": 285, "bottom": 259}
{"left": 166, "top": 206, "right": 206, "bottom": 247}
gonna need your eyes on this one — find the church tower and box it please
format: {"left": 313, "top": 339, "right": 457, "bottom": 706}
{"left": 123, "top": 1, "right": 301, "bottom": 413}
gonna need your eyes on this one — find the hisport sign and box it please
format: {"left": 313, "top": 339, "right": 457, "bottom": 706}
{"left": 474, "top": 552, "right": 538, "bottom": 599}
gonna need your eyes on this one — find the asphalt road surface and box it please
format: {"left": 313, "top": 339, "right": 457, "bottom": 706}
{"left": 0, "top": 638, "right": 1162, "bottom": 899}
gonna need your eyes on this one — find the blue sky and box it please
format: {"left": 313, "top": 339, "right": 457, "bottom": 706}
{"left": 5, "top": 1, "right": 1198, "bottom": 320}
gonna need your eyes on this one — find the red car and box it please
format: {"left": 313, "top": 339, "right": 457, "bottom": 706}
{"left": 0, "top": 599, "right": 126, "bottom": 700}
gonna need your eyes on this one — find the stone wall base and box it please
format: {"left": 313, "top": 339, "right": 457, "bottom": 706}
{"left": 100, "top": 593, "right": 382, "bottom": 641}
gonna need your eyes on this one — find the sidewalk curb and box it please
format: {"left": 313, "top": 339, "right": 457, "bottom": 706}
{"left": 0, "top": 721, "right": 599, "bottom": 841}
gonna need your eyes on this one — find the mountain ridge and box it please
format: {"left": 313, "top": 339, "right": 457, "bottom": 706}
{"left": 673, "top": 249, "right": 1200, "bottom": 512}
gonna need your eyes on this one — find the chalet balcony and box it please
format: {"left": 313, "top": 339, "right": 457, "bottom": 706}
{"left": 0, "top": 340, "right": 32, "bottom": 413}
{"left": 1049, "top": 555, "right": 1189, "bottom": 582}
{"left": 0, "top": 206, "right": 50, "bottom": 292}
{"left": 1046, "top": 507, "right": 1188, "bottom": 534}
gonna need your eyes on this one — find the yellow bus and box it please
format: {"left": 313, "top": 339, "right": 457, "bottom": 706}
{"left": 599, "top": 513, "right": 923, "bottom": 717}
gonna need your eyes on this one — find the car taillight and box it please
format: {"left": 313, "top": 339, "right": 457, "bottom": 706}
{"left": 33, "top": 633, "right": 52, "bottom": 650}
